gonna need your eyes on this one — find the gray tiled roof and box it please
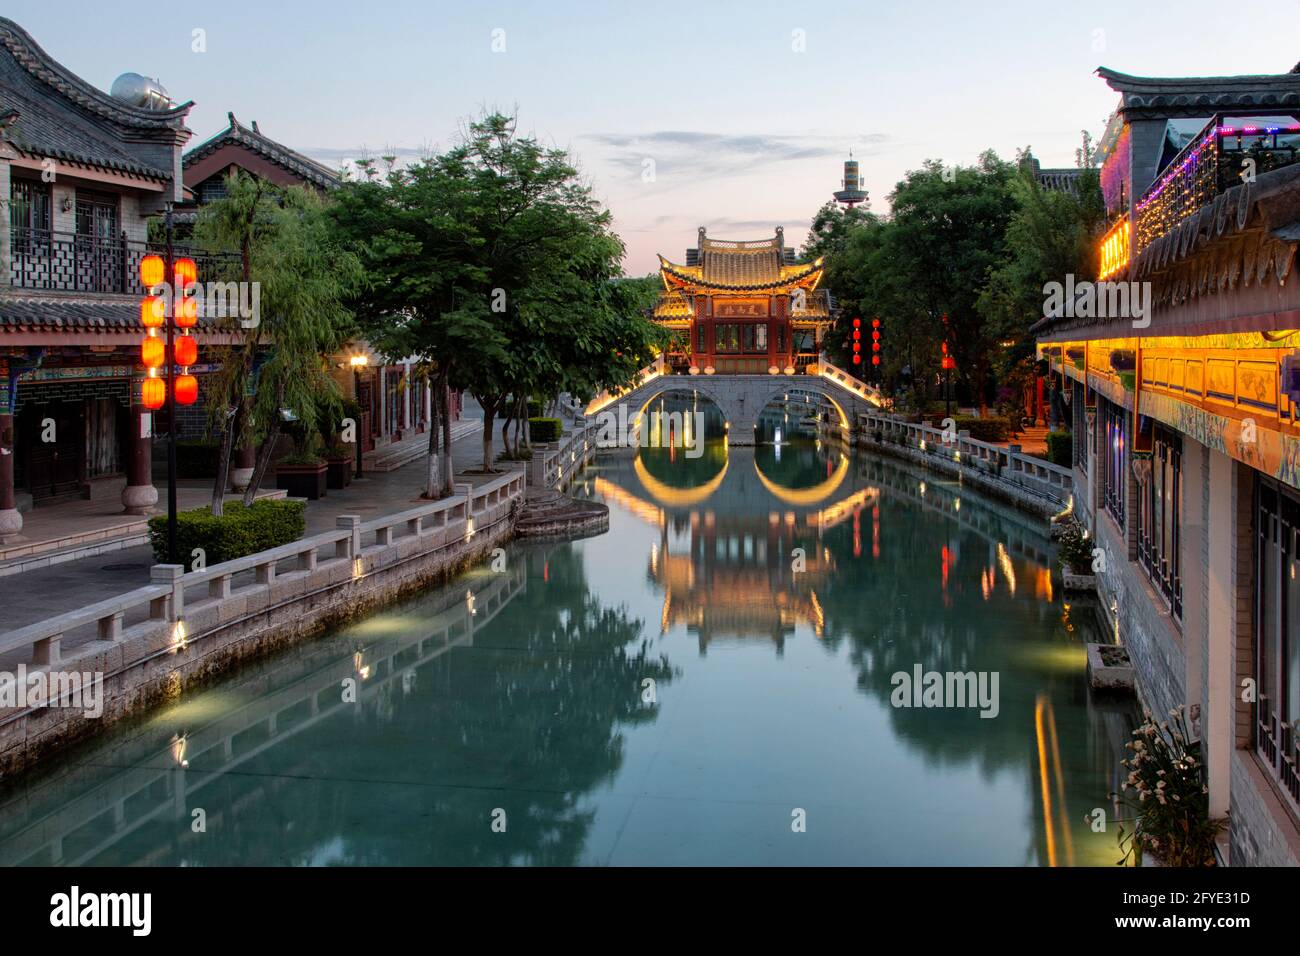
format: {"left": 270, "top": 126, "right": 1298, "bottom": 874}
{"left": 185, "top": 113, "right": 339, "bottom": 190}
{"left": 0, "top": 17, "right": 190, "bottom": 180}
{"left": 0, "top": 295, "right": 223, "bottom": 333}
{"left": 0, "top": 295, "right": 140, "bottom": 332}
{"left": 1097, "top": 66, "right": 1300, "bottom": 118}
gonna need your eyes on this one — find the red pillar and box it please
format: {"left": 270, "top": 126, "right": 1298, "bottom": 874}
{"left": 121, "top": 372, "right": 158, "bottom": 515}
{"left": 0, "top": 361, "right": 20, "bottom": 540}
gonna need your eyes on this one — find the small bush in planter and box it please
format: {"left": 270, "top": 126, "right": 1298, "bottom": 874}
{"left": 1113, "top": 707, "right": 1226, "bottom": 867}
{"left": 1056, "top": 516, "right": 1094, "bottom": 574}
{"left": 529, "top": 417, "right": 563, "bottom": 443}
{"left": 147, "top": 498, "right": 306, "bottom": 565}
{"left": 1045, "top": 430, "right": 1073, "bottom": 467}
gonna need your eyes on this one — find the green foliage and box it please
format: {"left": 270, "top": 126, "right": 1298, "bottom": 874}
{"left": 940, "top": 415, "right": 1012, "bottom": 443}
{"left": 528, "top": 417, "right": 563, "bottom": 442}
{"left": 331, "top": 113, "right": 666, "bottom": 474}
{"left": 1113, "top": 707, "right": 1226, "bottom": 867}
{"left": 1045, "top": 430, "right": 1072, "bottom": 466}
{"left": 1119, "top": 371, "right": 1136, "bottom": 391}
{"left": 147, "top": 499, "right": 306, "bottom": 565}
{"left": 1055, "top": 515, "right": 1094, "bottom": 573}
{"left": 192, "top": 170, "right": 361, "bottom": 505}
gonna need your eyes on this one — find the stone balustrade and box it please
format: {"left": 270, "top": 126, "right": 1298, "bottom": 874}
{"left": 857, "top": 412, "right": 1073, "bottom": 513}
{"left": 0, "top": 469, "right": 527, "bottom": 774}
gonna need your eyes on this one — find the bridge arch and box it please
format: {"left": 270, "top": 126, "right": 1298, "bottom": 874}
{"left": 587, "top": 368, "right": 881, "bottom": 446}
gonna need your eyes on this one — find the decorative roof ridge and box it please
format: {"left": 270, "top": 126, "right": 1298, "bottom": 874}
{"left": 1097, "top": 65, "right": 1300, "bottom": 93}
{"left": 184, "top": 112, "right": 340, "bottom": 188}
{"left": 0, "top": 17, "right": 192, "bottom": 130}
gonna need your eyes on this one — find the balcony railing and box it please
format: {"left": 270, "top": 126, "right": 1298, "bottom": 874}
{"left": 7, "top": 228, "right": 239, "bottom": 295}
{"left": 1133, "top": 113, "right": 1300, "bottom": 252}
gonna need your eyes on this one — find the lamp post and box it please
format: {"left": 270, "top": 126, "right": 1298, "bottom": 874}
{"left": 350, "top": 353, "right": 368, "bottom": 478}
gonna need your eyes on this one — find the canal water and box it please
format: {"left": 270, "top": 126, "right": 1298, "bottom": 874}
{"left": 0, "top": 427, "right": 1135, "bottom": 866}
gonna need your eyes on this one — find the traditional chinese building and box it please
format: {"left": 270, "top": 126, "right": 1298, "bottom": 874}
{"left": 1035, "top": 64, "right": 1300, "bottom": 865}
{"left": 0, "top": 17, "right": 215, "bottom": 538}
{"left": 653, "top": 227, "right": 832, "bottom": 375}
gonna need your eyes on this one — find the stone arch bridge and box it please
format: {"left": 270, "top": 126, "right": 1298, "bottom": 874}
{"left": 582, "top": 356, "right": 886, "bottom": 446}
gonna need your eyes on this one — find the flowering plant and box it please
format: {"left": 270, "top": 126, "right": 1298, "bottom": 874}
{"left": 1112, "top": 706, "right": 1224, "bottom": 867}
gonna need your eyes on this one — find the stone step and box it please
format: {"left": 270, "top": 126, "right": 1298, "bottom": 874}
{"left": 364, "top": 419, "right": 481, "bottom": 472}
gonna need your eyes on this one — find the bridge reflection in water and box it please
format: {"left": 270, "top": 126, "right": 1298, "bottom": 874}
{"left": 0, "top": 438, "right": 1134, "bottom": 866}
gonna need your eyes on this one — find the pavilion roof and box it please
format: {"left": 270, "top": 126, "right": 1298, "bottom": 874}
{"left": 659, "top": 254, "right": 824, "bottom": 293}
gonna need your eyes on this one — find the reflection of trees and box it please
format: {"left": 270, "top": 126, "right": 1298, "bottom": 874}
{"left": 31, "top": 544, "right": 674, "bottom": 867}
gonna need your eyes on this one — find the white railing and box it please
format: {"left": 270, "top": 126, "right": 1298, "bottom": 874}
{"left": 859, "top": 412, "right": 1073, "bottom": 507}
{"left": 584, "top": 355, "right": 666, "bottom": 417}
{"left": 528, "top": 421, "right": 600, "bottom": 490}
{"left": 812, "top": 354, "right": 887, "bottom": 407}
{"left": 0, "top": 470, "right": 527, "bottom": 672}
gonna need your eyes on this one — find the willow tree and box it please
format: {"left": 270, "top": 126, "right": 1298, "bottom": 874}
{"left": 195, "top": 171, "right": 360, "bottom": 512}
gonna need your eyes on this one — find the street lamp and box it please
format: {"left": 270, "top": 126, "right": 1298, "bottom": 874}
{"left": 350, "top": 354, "right": 368, "bottom": 478}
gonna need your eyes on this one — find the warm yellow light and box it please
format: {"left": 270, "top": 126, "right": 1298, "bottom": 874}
{"left": 350, "top": 354, "right": 369, "bottom": 368}
{"left": 1098, "top": 218, "right": 1130, "bottom": 280}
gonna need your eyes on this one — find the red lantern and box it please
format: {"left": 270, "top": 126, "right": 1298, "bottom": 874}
{"left": 174, "top": 257, "right": 197, "bottom": 290}
{"left": 872, "top": 356, "right": 881, "bottom": 366}
{"left": 140, "top": 254, "right": 165, "bottom": 289}
{"left": 853, "top": 330, "right": 861, "bottom": 340}
{"left": 142, "top": 377, "right": 165, "bottom": 410}
{"left": 141, "top": 296, "right": 165, "bottom": 328}
{"left": 175, "top": 294, "right": 198, "bottom": 329}
{"left": 141, "top": 336, "right": 165, "bottom": 369}
{"left": 852, "top": 317, "right": 861, "bottom": 328}
{"left": 852, "top": 354, "right": 862, "bottom": 365}
{"left": 175, "top": 374, "right": 199, "bottom": 406}
{"left": 174, "top": 335, "right": 197, "bottom": 367}
{"left": 871, "top": 318, "right": 880, "bottom": 329}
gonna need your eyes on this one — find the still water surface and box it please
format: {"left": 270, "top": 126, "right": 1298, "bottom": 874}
{"left": 0, "top": 434, "right": 1133, "bottom": 865}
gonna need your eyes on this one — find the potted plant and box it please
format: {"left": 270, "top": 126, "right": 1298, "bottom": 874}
{"left": 324, "top": 442, "right": 353, "bottom": 489}
{"left": 1056, "top": 515, "right": 1097, "bottom": 590}
{"left": 1113, "top": 707, "right": 1226, "bottom": 866}
{"left": 276, "top": 432, "right": 328, "bottom": 500}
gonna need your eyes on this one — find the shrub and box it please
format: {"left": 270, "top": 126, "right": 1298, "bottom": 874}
{"left": 1056, "top": 515, "right": 1094, "bottom": 573}
{"left": 529, "top": 417, "right": 563, "bottom": 443}
{"left": 1119, "top": 371, "right": 1136, "bottom": 392}
{"left": 148, "top": 498, "right": 306, "bottom": 565}
{"left": 176, "top": 440, "right": 219, "bottom": 479}
{"left": 931, "top": 415, "right": 1011, "bottom": 443}
{"left": 1046, "top": 430, "right": 1072, "bottom": 466}
{"left": 1113, "top": 707, "right": 1225, "bottom": 867}
{"left": 527, "top": 400, "right": 544, "bottom": 419}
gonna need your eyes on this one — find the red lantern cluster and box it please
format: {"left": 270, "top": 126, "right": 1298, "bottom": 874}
{"left": 941, "top": 340, "right": 957, "bottom": 371}
{"left": 138, "top": 255, "right": 200, "bottom": 409}
{"left": 851, "top": 317, "right": 862, "bottom": 365}
{"left": 871, "top": 317, "right": 881, "bottom": 367}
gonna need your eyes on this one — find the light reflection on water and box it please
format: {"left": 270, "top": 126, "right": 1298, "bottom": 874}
{"left": 0, "top": 435, "right": 1133, "bottom": 867}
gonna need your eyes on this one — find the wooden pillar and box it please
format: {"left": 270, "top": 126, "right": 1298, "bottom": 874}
{"left": 121, "top": 373, "right": 158, "bottom": 515}
{"left": 0, "top": 361, "right": 20, "bottom": 540}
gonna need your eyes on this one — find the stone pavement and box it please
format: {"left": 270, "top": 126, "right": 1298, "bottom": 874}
{"left": 0, "top": 412, "right": 563, "bottom": 636}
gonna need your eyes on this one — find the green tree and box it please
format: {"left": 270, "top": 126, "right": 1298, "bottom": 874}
{"left": 334, "top": 113, "right": 664, "bottom": 482}
{"left": 977, "top": 149, "right": 1103, "bottom": 417}
{"left": 195, "top": 171, "right": 360, "bottom": 512}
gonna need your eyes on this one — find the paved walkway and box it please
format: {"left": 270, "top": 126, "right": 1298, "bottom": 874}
{"left": 0, "top": 412, "right": 553, "bottom": 637}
